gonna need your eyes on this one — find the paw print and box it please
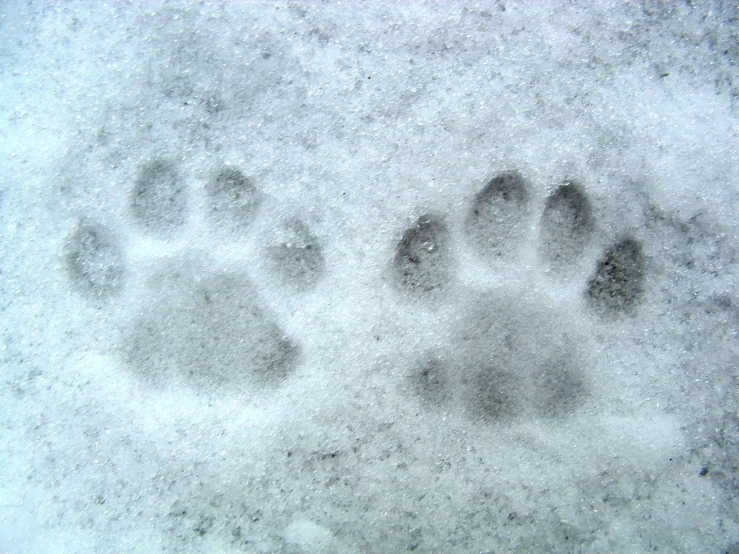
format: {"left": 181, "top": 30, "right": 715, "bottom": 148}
{"left": 63, "top": 158, "right": 325, "bottom": 394}
{"left": 394, "top": 171, "right": 647, "bottom": 423}
{"left": 61, "top": 161, "right": 649, "bottom": 549}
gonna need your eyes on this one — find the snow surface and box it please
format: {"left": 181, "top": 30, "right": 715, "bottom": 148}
{"left": 1, "top": 1, "right": 738, "bottom": 552}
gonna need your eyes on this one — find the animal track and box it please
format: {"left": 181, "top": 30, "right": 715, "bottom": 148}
{"left": 65, "top": 219, "right": 125, "bottom": 300}
{"left": 130, "top": 159, "right": 187, "bottom": 237}
{"left": 398, "top": 171, "right": 646, "bottom": 423}
{"left": 418, "top": 295, "right": 589, "bottom": 423}
{"left": 265, "top": 217, "right": 325, "bottom": 290}
{"left": 63, "top": 165, "right": 646, "bottom": 411}
{"left": 392, "top": 213, "right": 453, "bottom": 299}
{"left": 60, "top": 156, "right": 658, "bottom": 554}
{"left": 464, "top": 170, "right": 530, "bottom": 259}
{"left": 206, "top": 166, "right": 262, "bottom": 233}
{"left": 587, "top": 237, "right": 646, "bottom": 314}
{"left": 408, "top": 356, "right": 451, "bottom": 407}
{"left": 64, "top": 159, "right": 325, "bottom": 393}
{"left": 539, "top": 180, "right": 595, "bottom": 267}
{"left": 125, "top": 259, "right": 299, "bottom": 391}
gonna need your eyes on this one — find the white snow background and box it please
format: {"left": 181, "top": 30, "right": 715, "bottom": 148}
{"left": 1, "top": 1, "right": 738, "bottom": 552}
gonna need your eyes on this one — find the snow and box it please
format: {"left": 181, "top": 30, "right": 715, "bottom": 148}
{"left": 1, "top": 1, "right": 738, "bottom": 552}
